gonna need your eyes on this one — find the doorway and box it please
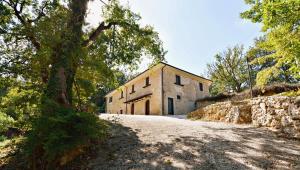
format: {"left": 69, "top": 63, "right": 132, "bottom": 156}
{"left": 145, "top": 100, "right": 150, "bottom": 115}
{"left": 168, "top": 97, "right": 174, "bottom": 115}
{"left": 131, "top": 103, "right": 134, "bottom": 115}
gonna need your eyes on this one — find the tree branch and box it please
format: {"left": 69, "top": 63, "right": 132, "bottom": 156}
{"left": 82, "top": 21, "right": 117, "bottom": 47}
{"left": 27, "top": 2, "right": 48, "bottom": 23}
{"left": 6, "top": 0, "right": 41, "bottom": 49}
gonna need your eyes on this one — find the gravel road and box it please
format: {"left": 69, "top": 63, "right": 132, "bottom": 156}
{"left": 89, "top": 114, "right": 300, "bottom": 170}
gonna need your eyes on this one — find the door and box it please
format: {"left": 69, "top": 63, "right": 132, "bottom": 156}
{"left": 168, "top": 98, "right": 174, "bottom": 115}
{"left": 145, "top": 100, "right": 150, "bottom": 115}
{"left": 131, "top": 103, "right": 134, "bottom": 115}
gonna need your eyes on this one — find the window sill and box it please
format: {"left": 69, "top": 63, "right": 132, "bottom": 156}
{"left": 174, "top": 83, "right": 184, "bottom": 86}
{"left": 143, "top": 84, "right": 151, "bottom": 88}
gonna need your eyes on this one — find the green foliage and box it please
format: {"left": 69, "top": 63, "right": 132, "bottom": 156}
{"left": 0, "top": 135, "right": 8, "bottom": 142}
{"left": 0, "top": 86, "right": 41, "bottom": 131}
{"left": 1, "top": 0, "right": 165, "bottom": 167}
{"left": 1, "top": 0, "right": 166, "bottom": 110}
{"left": 241, "top": 0, "right": 300, "bottom": 86}
{"left": 281, "top": 89, "right": 300, "bottom": 97}
{"left": 90, "top": 70, "right": 129, "bottom": 113}
{"left": 207, "top": 45, "right": 248, "bottom": 94}
{"left": 246, "top": 37, "right": 298, "bottom": 85}
{"left": 0, "top": 111, "right": 14, "bottom": 134}
{"left": 25, "top": 105, "right": 109, "bottom": 165}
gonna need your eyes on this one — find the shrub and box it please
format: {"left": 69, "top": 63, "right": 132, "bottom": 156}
{"left": 0, "top": 112, "right": 15, "bottom": 134}
{"left": 0, "top": 87, "right": 41, "bottom": 132}
{"left": 281, "top": 89, "right": 300, "bottom": 97}
{"left": 25, "top": 105, "right": 109, "bottom": 168}
{"left": 201, "top": 83, "right": 300, "bottom": 103}
{"left": 0, "top": 135, "right": 7, "bottom": 142}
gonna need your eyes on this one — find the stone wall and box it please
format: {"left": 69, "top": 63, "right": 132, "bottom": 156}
{"left": 251, "top": 96, "right": 300, "bottom": 138}
{"left": 188, "top": 100, "right": 252, "bottom": 124}
{"left": 189, "top": 96, "right": 300, "bottom": 139}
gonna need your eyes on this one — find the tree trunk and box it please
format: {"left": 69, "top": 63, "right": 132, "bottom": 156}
{"left": 44, "top": 0, "right": 89, "bottom": 109}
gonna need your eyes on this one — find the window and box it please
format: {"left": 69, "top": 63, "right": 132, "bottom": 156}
{"left": 177, "top": 95, "right": 181, "bottom": 100}
{"left": 145, "top": 77, "right": 150, "bottom": 86}
{"left": 109, "top": 96, "right": 113, "bottom": 103}
{"left": 120, "top": 110, "right": 123, "bottom": 114}
{"left": 175, "top": 75, "right": 182, "bottom": 85}
{"left": 131, "top": 85, "right": 135, "bottom": 93}
{"left": 120, "top": 91, "right": 124, "bottom": 98}
{"left": 143, "top": 77, "right": 151, "bottom": 88}
{"left": 199, "top": 83, "right": 203, "bottom": 91}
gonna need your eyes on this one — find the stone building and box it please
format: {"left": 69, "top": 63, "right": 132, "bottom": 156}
{"left": 105, "top": 62, "right": 212, "bottom": 115}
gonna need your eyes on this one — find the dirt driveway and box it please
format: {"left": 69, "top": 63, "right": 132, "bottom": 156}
{"left": 89, "top": 114, "right": 300, "bottom": 170}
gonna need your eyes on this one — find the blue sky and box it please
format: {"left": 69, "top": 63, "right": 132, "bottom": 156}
{"left": 87, "top": 0, "right": 262, "bottom": 77}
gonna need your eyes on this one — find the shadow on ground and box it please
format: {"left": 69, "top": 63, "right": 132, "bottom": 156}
{"left": 88, "top": 123, "right": 300, "bottom": 170}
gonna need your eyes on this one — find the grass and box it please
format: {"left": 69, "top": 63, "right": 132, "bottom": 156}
{"left": 281, "top": 89, "right": 300, "bottom": 97}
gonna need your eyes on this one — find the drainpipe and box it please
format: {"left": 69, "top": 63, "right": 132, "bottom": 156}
{"left": 161, "top": 64, "right": 167, "bottom": 115}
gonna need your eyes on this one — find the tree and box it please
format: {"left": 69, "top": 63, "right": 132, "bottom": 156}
{"left": 0, "top": 0, "right": 165, "bottom": 108}
{"left": 91, "top": 70, "right": 130, "bottom": 113}
{"left": 0, "top": 0, "right": 165, "bottom": 167}
{"left": 246, "top": 36, "right": 299, "bottom": 85}
{"left": 241, "top": 0, "right": 300, "bottom": 86}
{"left": 207, "top": 45, "right": 248, "bottom": 94}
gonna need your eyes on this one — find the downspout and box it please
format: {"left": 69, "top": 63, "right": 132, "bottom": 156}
{"left": 161, "top": 64, "right": 167, "bottom": 115}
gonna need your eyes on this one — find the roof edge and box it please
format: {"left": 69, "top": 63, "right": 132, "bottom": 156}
{"left": 105, "top": 62, "right": 212, "bottom": 97}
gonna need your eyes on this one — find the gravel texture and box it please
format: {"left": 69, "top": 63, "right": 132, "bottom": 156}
{"left": 89, "top": 114, "right": 300, "bottom": 170}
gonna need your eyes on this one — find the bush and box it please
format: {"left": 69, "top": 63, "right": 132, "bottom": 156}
{"left": 0, "top": 87, "right": 41, "bottom": 132}
{"left": 0, "top": 112, "right": 15, "bottom": 134}
{"left": 0, "top": 135, "right": 7, "bottom": 142}
{"left": 25, "top": 105, "right": 109, "bottom": 168}
{"left": 281, "top": 89, "right": 300, "bottom": 97}
{"left": 201, "top": 83, "right": 300, "bottom": 103}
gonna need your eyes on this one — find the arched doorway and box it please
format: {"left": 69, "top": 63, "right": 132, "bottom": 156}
{"left": 145, "top": 100, "right": 150, "bottom": 115}
{"left": 131, "top": 103, "right": 134, "bottom": 115}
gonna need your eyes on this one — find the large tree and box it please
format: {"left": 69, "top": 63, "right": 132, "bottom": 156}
{"left": 207, "top": 45, "right": 248, "bottom": 94}
{"left": 0, "top": 0, "right": 165, "bottom": 167}
{"left": 241, "top": 0, "right": 300, "bottom": 85}
{"left": 0, "top": 0, "right": 165, "bottom": 109}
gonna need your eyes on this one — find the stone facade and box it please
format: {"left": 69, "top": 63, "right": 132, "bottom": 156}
{"left": 105, "top": 62, "right": 212, "bottom": 115}
{"left": 191, "top": 96, "right": 300, "bottom": 138}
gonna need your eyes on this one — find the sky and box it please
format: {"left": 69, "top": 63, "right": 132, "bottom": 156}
{"left": 86, "top": 0, "right": 262, "bottom": 77}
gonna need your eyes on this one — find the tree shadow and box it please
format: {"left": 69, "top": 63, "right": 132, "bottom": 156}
{"left": 88, "top": 123, "right": 300, "bottom": 170}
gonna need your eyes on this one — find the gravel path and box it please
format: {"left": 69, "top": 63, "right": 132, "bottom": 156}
{"left": 89, "top": 114, "right": 300, "bottom": 170}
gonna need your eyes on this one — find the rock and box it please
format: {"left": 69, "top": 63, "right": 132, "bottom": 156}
{"left": 291, "top": 116, "right": 300, "bottom": 120}
{"left": 294, "top": 133, "right": 300, "bottom": 140}
{"left": 295, "top": 96, "right": 300, "bottom": 106}
{"left": 281, "top": 116, "right": 292, "bottom": 126}
{"left": 274, "top": 109, "right": 287, "bottom": 116}
{"left": 269, "top": 108, "right": 276, "bottom": 115}
{"left": 259, "top": 103, "right": 266, "bottom": 113}
{"left": 270, "top": 119, "right": 281, "bottom": 129}
{"left": 293, "top": 121, "right": 300, "bottom": 130}
{"left": 191, "top": 95, "right": 300, "bottom": 139}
